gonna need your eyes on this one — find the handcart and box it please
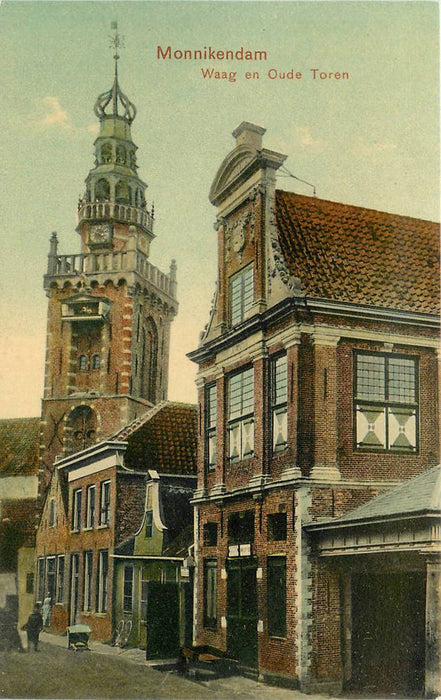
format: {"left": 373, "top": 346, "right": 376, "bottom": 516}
{"left": 67, "top": 624, "right": 91, "bottom": 651}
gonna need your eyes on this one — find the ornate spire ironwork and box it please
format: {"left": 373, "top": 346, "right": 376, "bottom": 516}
{"left": 94, "top": 21, "right": 136, "bottom": 124}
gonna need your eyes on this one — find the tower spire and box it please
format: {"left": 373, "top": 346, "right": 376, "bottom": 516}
{"left": 94, "top": 21, "right": 136, "bottom": 124}
{"left": 110, "top": 21, "right": 123, "bottom": 116}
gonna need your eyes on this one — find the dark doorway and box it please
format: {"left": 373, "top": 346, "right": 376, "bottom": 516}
{"left": 145, "top": 582, "right": 180, "bottom": 660}
{"left": 226, "top": 559, "right": 258, "bottom": 668}
{"left": 351, "top": 572, "right": 425, "bottom": 695}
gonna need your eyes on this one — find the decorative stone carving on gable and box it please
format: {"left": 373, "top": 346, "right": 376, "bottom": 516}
{"left": 224, "top": 208, "right": 256, "bottom": 263}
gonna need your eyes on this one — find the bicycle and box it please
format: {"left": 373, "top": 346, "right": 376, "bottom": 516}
{"left": 112, "top": 619, "right": 132, "bottom": 648}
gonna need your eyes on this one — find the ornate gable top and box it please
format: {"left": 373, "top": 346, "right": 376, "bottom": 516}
{"left": 209, "top": 121, "right": 286, "bottom": 206}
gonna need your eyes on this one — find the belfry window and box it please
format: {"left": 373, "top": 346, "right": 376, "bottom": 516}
{"left": 115, "top": 179, "right": 131, "bottom": 204}
{"left": 100, "top": 143, "right": 112, "bottom": 164}
{"left": 95, "top": 178, "right": 110, "bottom": 201}
{"left": 354, "top": 352, "right": 418, "bottom": 452}
{"left": 116, "top": 145, "right": 126, "bottom": 164}
{"left": 65, "top": 405, "right": 97, "bottom": 454}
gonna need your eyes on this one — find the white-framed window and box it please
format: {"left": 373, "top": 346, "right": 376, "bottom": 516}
{"left": 271, "top": 354, "right": 288, "bottom": 452}
{"left": 57, "top": 556, "right": 65, "bottom": 604}
{"left": 354, "top": 352, "right": 418, "bottom": 452}
{"left": 123, "top": 565, "right": 134, "bottom": 613}
{"left": 48, "top": 498, "right": 56, "bottom": 527}
{"left": 99, "top": 481, "right": 111, "bottom": 526}
{"left": 72, "top": 488, "right": 82, "bottom": 531}
{"left": 227, "top": 367, "right": 254, "bottom": 461}
{"left": 205, "top": 383, "right": 217, "bottom": 471}
{"left": 83, "top": 551, "right": 93, "bottom": 612}
{"left": 86, "top": 485, "right": 96, "bottom": 529}
{"left": 96, "top": 550, "right": 108, "bottom": 613}
{"left": 230, "top": 265, "right": 253, "bottom": 325}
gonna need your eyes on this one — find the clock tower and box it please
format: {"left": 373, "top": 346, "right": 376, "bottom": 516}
{"left": 40, "top": 28, "right": 178, "bottom": 489}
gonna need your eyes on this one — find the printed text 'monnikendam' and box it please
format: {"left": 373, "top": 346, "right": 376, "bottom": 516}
{"left": 157, "top": 46, "right": 268, "bottom": 61}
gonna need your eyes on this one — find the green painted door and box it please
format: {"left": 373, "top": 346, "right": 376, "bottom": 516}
{"left": 145, "top": 582, "right": 180, "bottom": 660}
{"left": 226, "top": 559, "right": 258, "bottom": 668}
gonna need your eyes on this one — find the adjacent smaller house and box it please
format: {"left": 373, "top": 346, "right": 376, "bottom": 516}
{"left": 35, "top": 402, "right": 197, "bottom": 645}
{"left": 0, "top": 417, "right": 40, "bottom": 641}
{"left": 113, "top": 470, "right": 195, "bottom": 658}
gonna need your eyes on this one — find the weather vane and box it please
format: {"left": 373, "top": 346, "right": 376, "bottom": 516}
{"left": 109, "top": 21, "right": 125, "bottom": 61}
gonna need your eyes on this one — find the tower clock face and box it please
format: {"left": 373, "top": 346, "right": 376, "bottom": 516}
{"left": 89, "top": 223, "right": 112, "bottom": 245}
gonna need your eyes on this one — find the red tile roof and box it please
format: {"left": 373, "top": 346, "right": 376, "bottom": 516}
{"left": 276, "top": 191, "right": 440, "bottom": 314}
{"left": 112, "top": 402, "right": 197, "bottom": 476}
{"left": 0, "top": 417, "right": 40, "bottom": 477}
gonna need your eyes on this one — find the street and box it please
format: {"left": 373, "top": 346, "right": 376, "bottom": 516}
{"left": 0, "top": 636, "right": 333, "bottom": 700}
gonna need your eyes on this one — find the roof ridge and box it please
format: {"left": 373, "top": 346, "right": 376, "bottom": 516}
{"left": 112, "top": 401, "right": 170, "bottom": 441}
{"left": 276, "top": 189, "right": 439, "bottom": 224}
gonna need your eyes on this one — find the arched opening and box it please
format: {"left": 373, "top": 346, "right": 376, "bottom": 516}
{"left": 116, "top": 145, "right": 126, "bottom": 164}
{"left": 65, "top": 405, "right": 97, "bottom": 455}
{"left": 95, "top": 178, "right": 110, "bottom": 202}
{"left": 91, "top": 353, "right": 100, "bottom": 370}
{"left": 101, "top": 143, "right": 112, "bottom": 164}
{"left": 141, "top": 317, "right": 158, "bottom": 403}
{"left": 78, "top": 354, "right": 88, "bottom": 371}
{"left": 115, "top": 180, "right": 131, "bottom": 205}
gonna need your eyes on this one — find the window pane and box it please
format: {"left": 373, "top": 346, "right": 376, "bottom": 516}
{"left": 356, "top": 355, "right": 385, "bottom": 401}
{"left": 123, "top": 566, "right": 133, "bottom": 612}
{"left": 388, "top": 358, "right": 416, "bottom": 403}
{"left": 228, "top": 369, "right": 254, "bottom": 419}
{"left": 230, "top": 266, "right": 253, "bottom": 325}
{"left": 207, "top": 385, "right": 217, "bottom": 427}
{"left": 274, "top": 356, "right": 288, "bottom": 405}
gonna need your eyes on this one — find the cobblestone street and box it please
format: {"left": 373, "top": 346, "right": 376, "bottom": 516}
{"left": 0, "top": 633, "right": 414, "bottom": 700}
{"left": 0, "top": 633, "right": 332, "bottom": 700}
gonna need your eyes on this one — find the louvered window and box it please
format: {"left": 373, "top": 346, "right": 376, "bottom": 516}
{"left": 227, "top": 368, "right": 254, "bottom": 461}
{"left": 355, "top": 352, "right": 418, "bottom": 452}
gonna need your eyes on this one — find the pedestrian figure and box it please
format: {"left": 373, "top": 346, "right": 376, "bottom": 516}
{"left": 42, "top": 593, "right": 51, "bottom": 627}
{"left": 22, "top": 604, "right": 43, "bottom": 652}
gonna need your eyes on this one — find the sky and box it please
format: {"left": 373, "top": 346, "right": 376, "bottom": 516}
{"left": 0, "top": 0, "right": 439, "bottom": 419}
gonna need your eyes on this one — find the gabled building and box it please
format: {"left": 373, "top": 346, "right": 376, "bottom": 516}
{"left": 113, "top": 469, "right": 195, "bottom": 657}
{"left": 188, "top": 122, "right": 440, "bottom": 697}
{"left": 35, "top": 401, "right": 197, "bottom": 643}
{"left": 0, "top": 418, "right": 40, "bottom": 638}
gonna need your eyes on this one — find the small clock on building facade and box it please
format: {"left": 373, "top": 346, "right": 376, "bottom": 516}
{"left": 88, "top": 223, "right": 113, "bottom": 246}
